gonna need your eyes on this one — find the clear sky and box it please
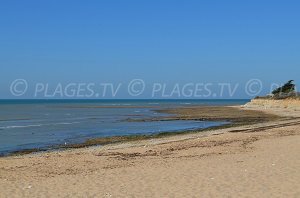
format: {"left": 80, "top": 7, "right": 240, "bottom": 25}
{"left": 0, "top": 0, "right": 299, "bottom": 99}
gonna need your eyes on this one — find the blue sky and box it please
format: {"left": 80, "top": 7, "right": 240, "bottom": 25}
{"left": 0, "top": 0, "right": 299, "bottom": 98}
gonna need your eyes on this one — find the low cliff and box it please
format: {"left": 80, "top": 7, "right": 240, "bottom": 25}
{"left": 244, "top": 98, "right": 300, "bottom": 110}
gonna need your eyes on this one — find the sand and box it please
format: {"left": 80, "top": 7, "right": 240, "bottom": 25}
{"left": 0, "top": 106, "right": 300, "bottom": 198}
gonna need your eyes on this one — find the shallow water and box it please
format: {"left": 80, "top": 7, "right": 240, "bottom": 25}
{"left": 0, "top": 99, "right": 249, "bottom": 155}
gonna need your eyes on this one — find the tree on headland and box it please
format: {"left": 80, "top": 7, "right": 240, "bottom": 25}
{"left": 272, "top": 80, "right": 296, "bottom": 96}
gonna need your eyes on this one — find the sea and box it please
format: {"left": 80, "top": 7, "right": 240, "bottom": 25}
{"left": 0, "top": 99, "right": 249, "bottom": 155}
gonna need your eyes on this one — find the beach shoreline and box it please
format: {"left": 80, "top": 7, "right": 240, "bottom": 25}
{"left": 1, "top": 104, "right": 300, "bottom": 197}
{"left": 3, "top": 105, "right": 278, "bottom": 157}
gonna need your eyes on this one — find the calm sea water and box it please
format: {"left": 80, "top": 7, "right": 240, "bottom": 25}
{"left": 0, "top": 99, "right": 249, "bottom": 155}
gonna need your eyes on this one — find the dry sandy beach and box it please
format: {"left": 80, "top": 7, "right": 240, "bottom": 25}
{"left": 0, "top": 105, "right": 300, "bottom": 198}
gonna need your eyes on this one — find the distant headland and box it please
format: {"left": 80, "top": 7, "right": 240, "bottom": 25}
{"left": 246, "top": 80, "right": 300, "bottom": 110}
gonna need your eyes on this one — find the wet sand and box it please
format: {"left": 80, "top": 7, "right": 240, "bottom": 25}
{"left": 0, "top": 105, "right": 299, "bottom": 197}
